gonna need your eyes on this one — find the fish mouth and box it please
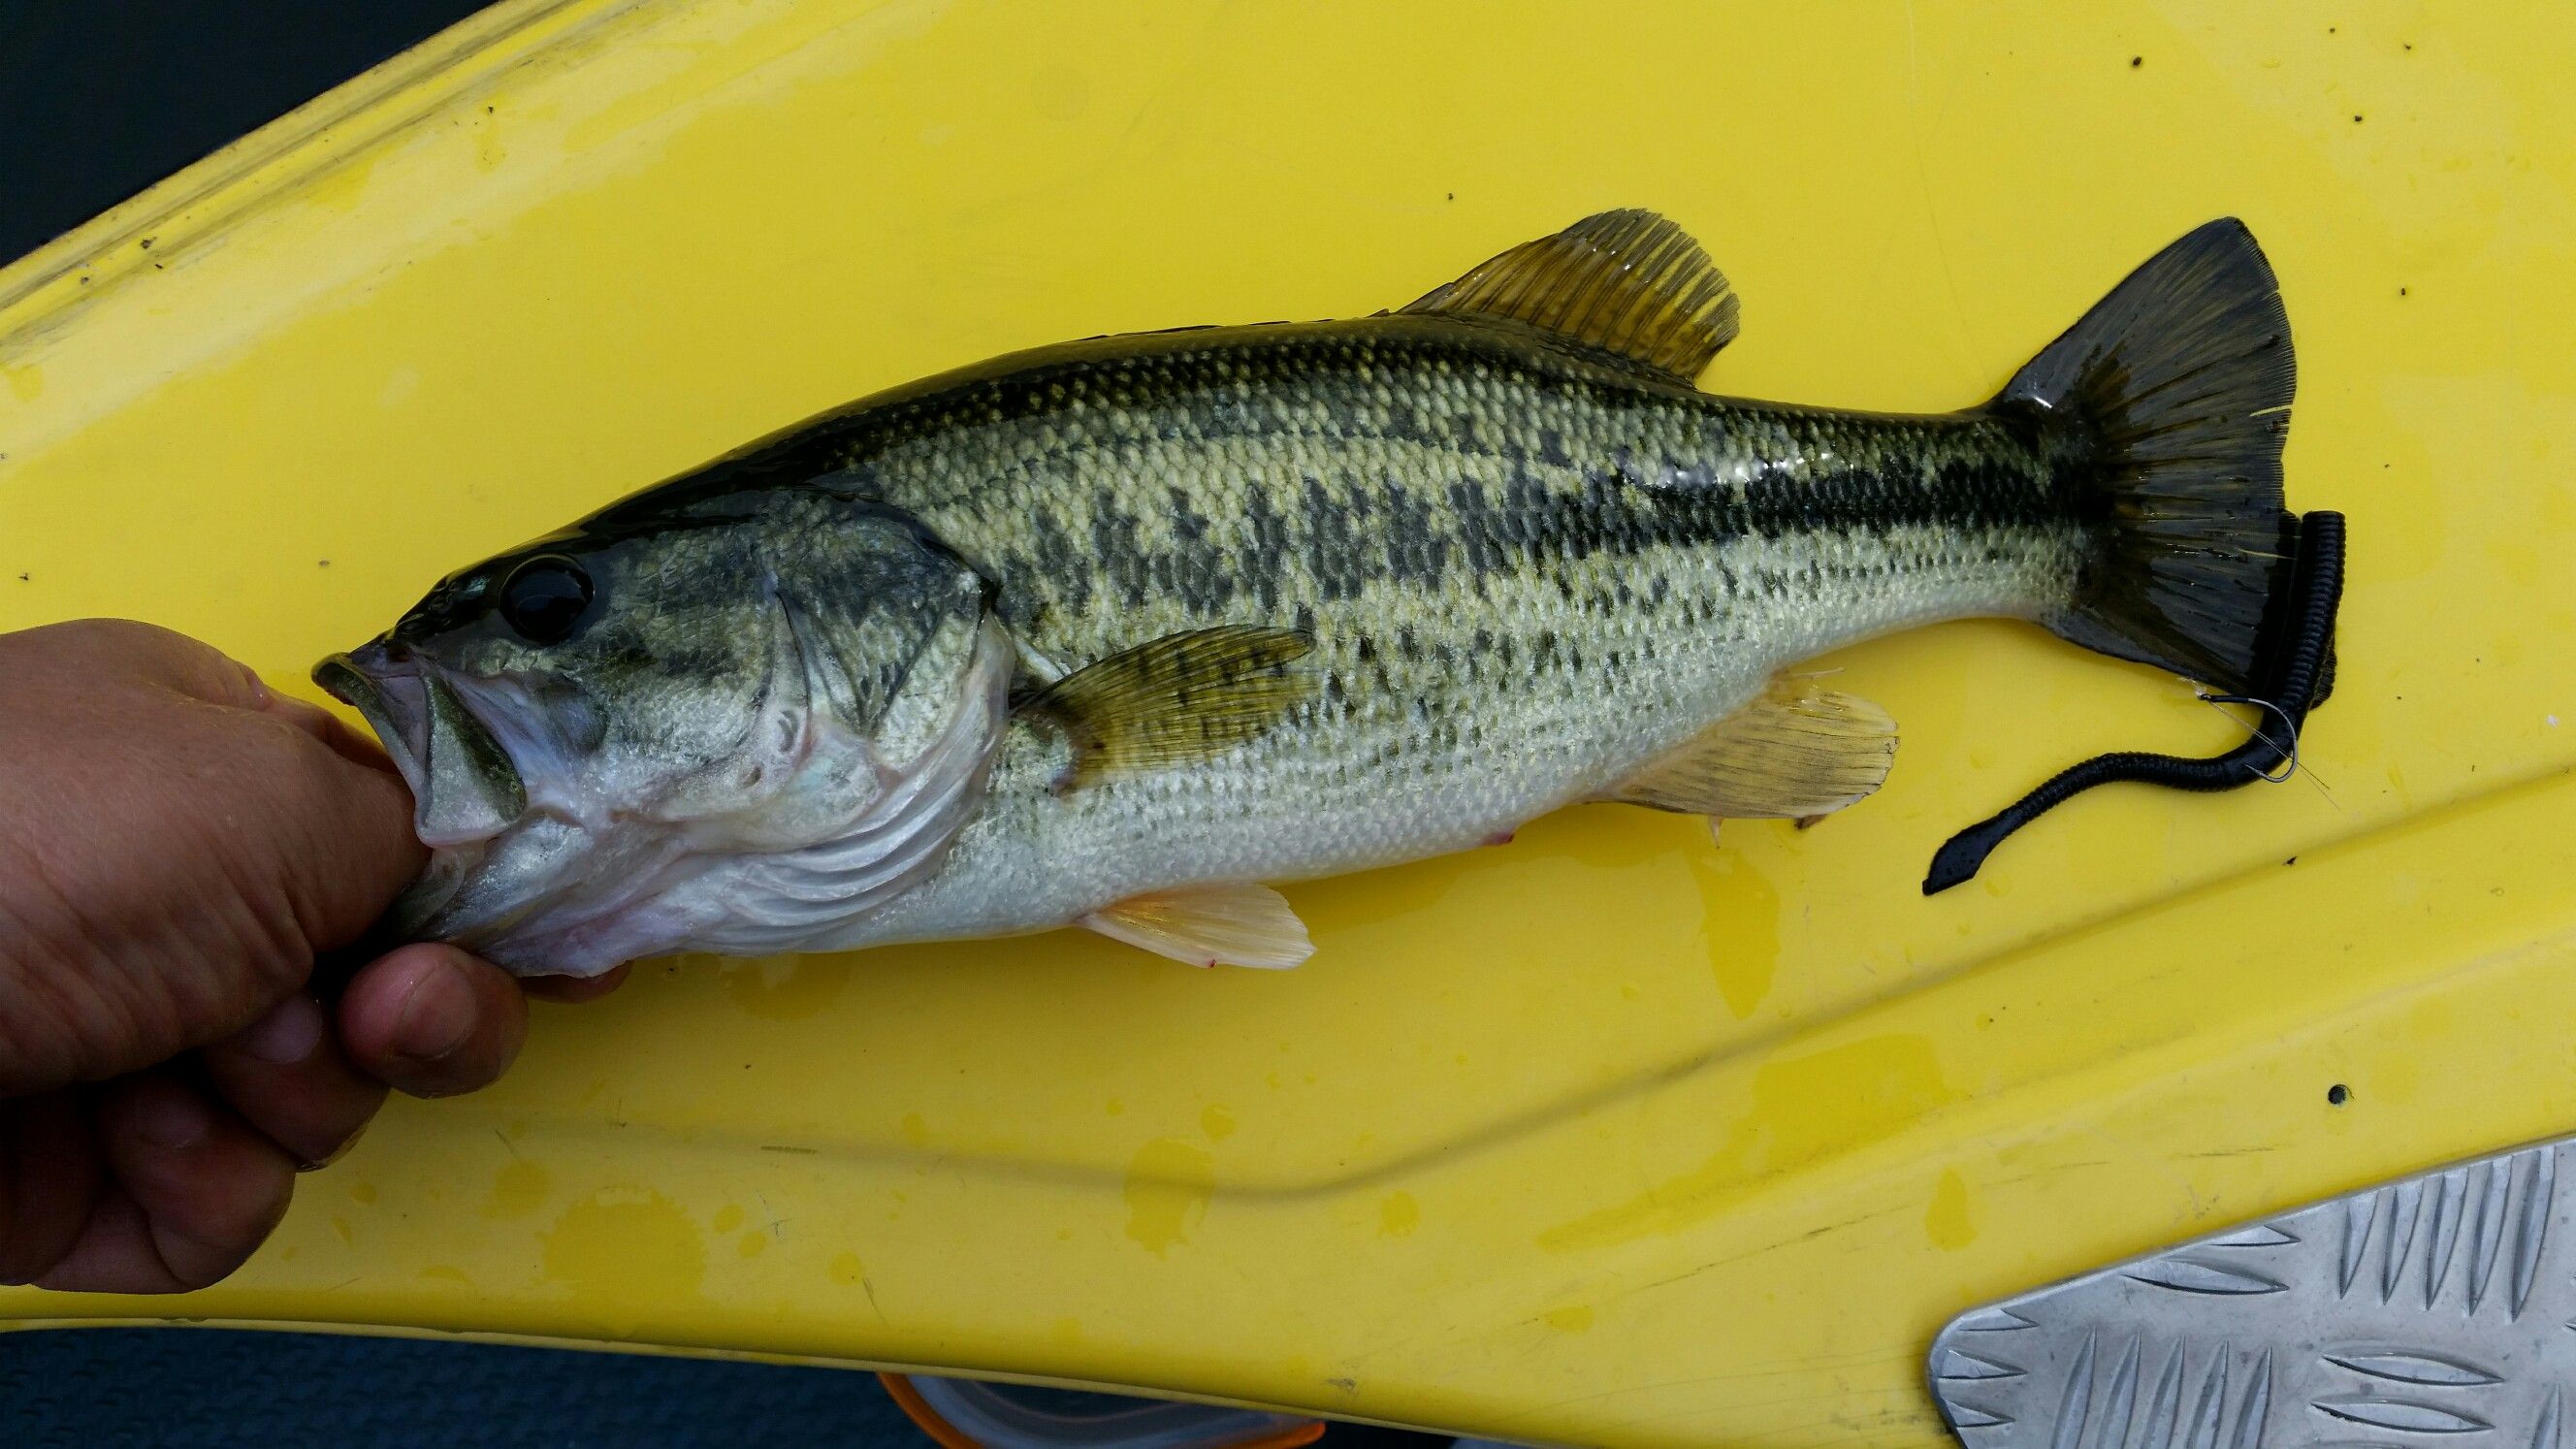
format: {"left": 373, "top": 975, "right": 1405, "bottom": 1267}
{"left": 314, "top": 647, "right": 427, "bottom": 779}
{"left": 315, "top": 644, "right": 529, "bottom": 848}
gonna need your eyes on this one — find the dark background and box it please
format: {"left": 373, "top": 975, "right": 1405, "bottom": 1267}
{"left": 0, "top": 0, "right": 489, "bottom": 264}
{"left": 0, "top": 1327, "right": 923, "bottom": 1448}
{"left": 0, "top": 8, "right": 1451, "bottom": 1444}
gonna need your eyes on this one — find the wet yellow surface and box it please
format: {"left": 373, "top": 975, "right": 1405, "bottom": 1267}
{"left": 4, "top": 2, "right": 2574, "bottom": 1443}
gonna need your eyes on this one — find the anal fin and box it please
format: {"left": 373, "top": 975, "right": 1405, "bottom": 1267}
{"left": 1604, "top": 678, "right": 1897, "bottom": 820}
{"left": 1082, "top": 882, "right": 1313, "bottom": 969}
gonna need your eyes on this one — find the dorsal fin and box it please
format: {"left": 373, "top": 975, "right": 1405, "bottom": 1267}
{"left": 1401, "top": 209, "right": 1739, "bottom": 382}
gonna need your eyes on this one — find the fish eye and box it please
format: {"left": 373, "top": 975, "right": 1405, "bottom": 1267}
{"left": 497, "top": 555, "right": 595, "bottom": 644}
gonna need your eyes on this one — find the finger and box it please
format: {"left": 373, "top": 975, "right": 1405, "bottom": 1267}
{"left": 338, "top": 944, "right": 527, "bottom": 1099}
{"left": 95, "top": 622, "right": 287, "bottom": 717}
{"left": 253, "top": 688, "right": 402, "bottom": 772}
{"left": 0, "top": 1090, "right": 105, "bottom": 1285}
{"left": 201, "top": 994, "right": 388, "bottom": 1169}
{"left": 249, "top": 717, "right": 429, "bottom": 948}
{"left": 36, "top": 1072, "right": 295, "bottom": 1293}
{"left": 520, "top": 963, "right": 631, "bottom": 1004}
{"left": 25, "top": 619, "right": 248, "bottom": 700}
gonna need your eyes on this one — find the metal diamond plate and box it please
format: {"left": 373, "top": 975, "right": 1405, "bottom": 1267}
{"left": 1929, "top": 1140, "right": 2576, "bottom": 1448}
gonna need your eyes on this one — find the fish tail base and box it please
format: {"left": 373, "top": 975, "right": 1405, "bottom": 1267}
{"left": 2003, "top": 218, "right": 2301, "bottom": 696}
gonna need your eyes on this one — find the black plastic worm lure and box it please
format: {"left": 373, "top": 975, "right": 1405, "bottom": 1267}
{"left": 1924, "top": 509, "right": 2347, "bottom": 894}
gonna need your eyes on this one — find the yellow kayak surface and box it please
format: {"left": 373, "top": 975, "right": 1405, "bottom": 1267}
{"left": 4, "top": 3, "right": 2572, "bottom": 1444}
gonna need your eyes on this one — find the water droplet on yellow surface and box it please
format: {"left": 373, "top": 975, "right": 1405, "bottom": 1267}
{"left": 1925, "top": 1167, "right": 1978, "bottom": 1250}
{"left": 350, "top": 1181, "right": 378, "bottom": 1206}
{"left": 1123, "top": 1139, "right": 1214, "bottom": 1256}
{"left": 829, "top": 1251, "right": 866, "bottom": 1286}
{"left": 483, "top": 1159, "right": 551, "bottom": 1220}
{"left": 542, "top": 1189, "right": 706, "bottom": 1300}
{"left": 302, "top": 151, "right": 382, "bottom": 213}
{"left": 1544, "top": 1305, "right": 1594, "bottom": 1333}
{"left": 721, "top": 954, "right": 850, "bottom": 1019}
{"left": 1201, "top": 1104, "right": 1236, "bottom": 1141}
{"left": 1540, "top": 1034, "right": 1958, "bottom": 1251}
{"left": 1379, "top": 1192, "right": 1419, "bottom": 1238}
{"left": 899, "top": 1112, "right": 928, "bottom": 1148}
{"left": 712, "top": 1205, "right": 745, "bottom": 1233}
{"left": 1693, "top": 846, "right": 1781, "bottom": 1019}
{"left": 737, "top": 1232, "right": 767, "bottom": 1259}
{"left": 1031, "top": 64, "right": 1090, "bottom": 122}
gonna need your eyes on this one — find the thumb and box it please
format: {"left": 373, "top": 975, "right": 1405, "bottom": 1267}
{"left": 250, "top": 685, "right": 407, "bottom": 777}
{"left": 256, "top": 717, "right": 430, "bottom": 953}
{"left": 121, "top": 627, "right": 401, "bottom": 779}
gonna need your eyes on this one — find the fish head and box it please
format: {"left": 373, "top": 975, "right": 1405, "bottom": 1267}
{"left": 316, "top": 487, "right": 1012, "bottom": 975}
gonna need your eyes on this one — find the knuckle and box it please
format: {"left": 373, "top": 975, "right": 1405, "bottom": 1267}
{"left": 297, "top": 1118, "right": 371, "bottom": 1172}
{"left": 236, "top": 708, "right": 315, "bottom": 760}
{"left": 183, "top": 1179, "right": 296, "bottom": 1288}
{"left": 52, "top": 619, "right": 208, "bottom": 673}
{"left": 232, "top": 713, "right": 341, "bottom": 795}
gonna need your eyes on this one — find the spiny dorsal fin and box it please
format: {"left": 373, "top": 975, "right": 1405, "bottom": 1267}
{"left": 1602, "top": 677, "right": 1897, "bottom": 819}
{"left": 1401, "top": 209, "right": 1739, "bottom": 382}
{"left": 1017, "top": 625, "right": 1316, "bottom": 789}
{"left": 1083, "top": 882, "right": 1313, "bottom": 969}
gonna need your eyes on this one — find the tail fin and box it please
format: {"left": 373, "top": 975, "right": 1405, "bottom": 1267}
{"left": 2006, "top": 218, "right": 2298, "bottom": 695}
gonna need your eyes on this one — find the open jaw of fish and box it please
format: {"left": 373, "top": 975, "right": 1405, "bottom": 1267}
{"left": 314, "top": 615, "right": 1017, "bottom": 978}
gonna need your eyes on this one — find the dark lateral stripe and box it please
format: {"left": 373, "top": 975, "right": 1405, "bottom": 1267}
{"left": 1430, "top": 451, "right": 2069, "bottom": 578}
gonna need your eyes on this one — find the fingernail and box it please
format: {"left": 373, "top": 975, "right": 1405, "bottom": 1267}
{"left": 299, "top": 1132, "right": 362, "bottom": 1173}
{"left": 133, "top": 1081, "right": 213, "bottom": 1150}
{"left": 392, "top": 959, "right": 476, "bottom": 1063}
{"left": 239, "top": 995, "right": 325, "bottom": 1064}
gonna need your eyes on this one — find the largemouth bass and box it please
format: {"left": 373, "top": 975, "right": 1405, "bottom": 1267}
{"left": 317, "top": 211, "right": 2301, "bottom": 977}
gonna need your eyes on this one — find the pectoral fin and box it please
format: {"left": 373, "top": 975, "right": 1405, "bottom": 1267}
{"left": 1017, "top": 625, "right": 1316, "bottom": 789}
{"left": 1604, "top": 679, "right": 1897, "bottom": 820}
{"left": 1083, "top": 883, "right": 1313, "bottom": 969}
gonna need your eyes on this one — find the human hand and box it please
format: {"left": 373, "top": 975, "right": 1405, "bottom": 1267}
{"left": 0, "top": 620, "right": 626, "bottom": 1292}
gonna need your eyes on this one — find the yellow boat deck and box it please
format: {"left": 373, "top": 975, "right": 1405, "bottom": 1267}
{"left": 4, "top": 4, "right": 2571, "bottom": 1444}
